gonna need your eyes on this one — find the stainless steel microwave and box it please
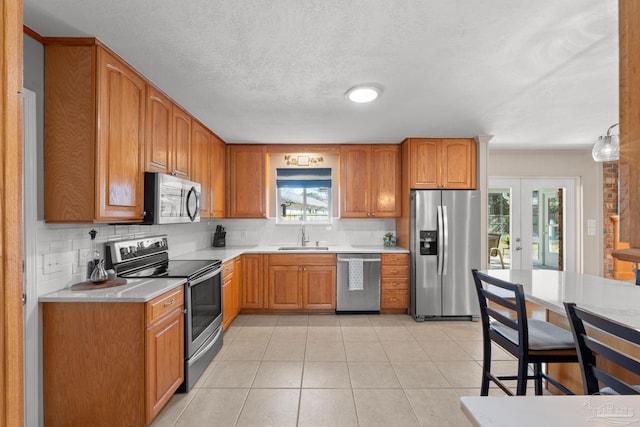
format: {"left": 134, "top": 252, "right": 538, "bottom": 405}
{"left": 142, "top": 172, "right": 201, "bottom": 224}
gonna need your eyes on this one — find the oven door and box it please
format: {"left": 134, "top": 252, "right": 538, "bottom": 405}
{"left": 185, "top": 267, "right": 222, "bottom": 358}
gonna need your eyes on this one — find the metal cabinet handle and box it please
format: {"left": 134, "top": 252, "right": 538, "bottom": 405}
{"left": 164, "top": 298, "right": 175, "bottom": 307}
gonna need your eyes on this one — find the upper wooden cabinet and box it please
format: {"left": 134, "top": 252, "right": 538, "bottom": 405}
{"left": 172, "top": 105, "right": 192, "bottom": 179}
{"left": 405, "top": 138, "right": 476, "bottom": 189}
{"left": 340, "top": 144, "right": 401, "bottom": 218}
{"left": 44, "top": 39, "right": 146, "bottom": 223}
{"left": 145, "top": 88, "right": 191, "bottom": 179}
{"left": 191, "top": 121, "right": 211, "bottom": 218}
{"left": 210, "top": 134, "right": 226, "bottom": 218}
{"left": 227, "top": 145, "right": 267, "bottom": 218}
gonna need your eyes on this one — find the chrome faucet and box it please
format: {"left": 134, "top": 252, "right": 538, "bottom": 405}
{"left": 301, "top": 226, "right": 310, "bottom": 247}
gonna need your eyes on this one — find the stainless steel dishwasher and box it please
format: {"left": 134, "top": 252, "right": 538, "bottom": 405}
{"left": 336, "top": 254, "right": 381, "bottom": 313}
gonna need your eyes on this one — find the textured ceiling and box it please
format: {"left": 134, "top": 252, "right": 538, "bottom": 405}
{"left": 24, "top": 0, "right": 618, "bottom": 149}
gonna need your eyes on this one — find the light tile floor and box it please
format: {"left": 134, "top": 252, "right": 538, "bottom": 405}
{"left": 152, "top": 314, "right": 519, "bottom": 427}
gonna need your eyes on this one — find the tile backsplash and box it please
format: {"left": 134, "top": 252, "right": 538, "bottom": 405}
{"left": 35, "top": 218, "right": 395, "bottom": 295}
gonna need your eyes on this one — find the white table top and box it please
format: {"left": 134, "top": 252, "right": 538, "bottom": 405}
{"left": 461, "top": 395, "right": 640, "bottom": 427}
{"left": 484, "top": 269, "right": 640, "bottom": 330}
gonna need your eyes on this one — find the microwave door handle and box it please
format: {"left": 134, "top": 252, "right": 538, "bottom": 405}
{"left": 186, "top": 186, "right": 199, "bottom": 221}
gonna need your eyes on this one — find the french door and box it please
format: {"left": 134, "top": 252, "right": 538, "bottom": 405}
{"left": 488, "top": 178, "right": 576, "bottom": 271}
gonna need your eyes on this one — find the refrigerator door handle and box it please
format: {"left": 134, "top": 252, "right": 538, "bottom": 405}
{"left": 442, "top": 205, "right": 449, "bottom": 276}
{"left": 437, "top": 205, "right": 444, "bottom": 275}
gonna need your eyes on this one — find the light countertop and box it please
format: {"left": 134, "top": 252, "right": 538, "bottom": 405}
{"left": 174, "top": 245, "right": 409, "bottom": 264}
{"left": 40, "top": 245, "right": 408, "bottom": 303}
{"left": 484, "top": 269, "right": 640, "bottom": 330}
{"left": 39, "top": 277, "right": 187, "bottom": 303}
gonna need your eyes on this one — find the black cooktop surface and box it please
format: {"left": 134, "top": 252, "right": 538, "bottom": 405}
{"left": 121, "top": 259, "right": 221, "bottom": 279}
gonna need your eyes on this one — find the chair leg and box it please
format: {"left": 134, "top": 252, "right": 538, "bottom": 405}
{"left": 534, "top": 363, "right": 543, "bottom": 395}
{"left": 516, "top": 358, "right": 528, "bottom": 395}
{"left": 480, "top": 341, "right": 491, "bottom": 396}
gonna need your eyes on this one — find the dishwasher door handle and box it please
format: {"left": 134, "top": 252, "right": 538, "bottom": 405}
{"left": 337, "top": 259, "right": 381, "bottom": 263}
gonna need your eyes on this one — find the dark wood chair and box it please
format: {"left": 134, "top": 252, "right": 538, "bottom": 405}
{"left": 472, "top": 269, "right": 578, "bottom": 395}
{"left": 564, "top": 302, "right": 640, "bottom": 395}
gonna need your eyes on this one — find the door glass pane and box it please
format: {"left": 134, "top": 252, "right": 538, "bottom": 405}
{"left": 531, "top": 188, "right": 563, "bottom": 270}
{"left": 488, "top": 188, "right": 511, "bottom": 269}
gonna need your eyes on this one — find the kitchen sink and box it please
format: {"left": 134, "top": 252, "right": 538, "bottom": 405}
{"left": 278, "top": 246, "right": 329, "bottom": 251}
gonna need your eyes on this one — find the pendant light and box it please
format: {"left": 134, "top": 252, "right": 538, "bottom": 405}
{"left": 592, "top": 123, "right": 620, "bottom": 162}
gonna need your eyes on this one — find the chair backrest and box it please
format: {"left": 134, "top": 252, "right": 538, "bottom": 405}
{"left": 472, "top": 269, "right": 529, "bottom": 358}
{"left": 488, "top": 233, "right": 501, "bottom": 249}
{"left": 564, "top": 302, "right": 640, "bottom": 395}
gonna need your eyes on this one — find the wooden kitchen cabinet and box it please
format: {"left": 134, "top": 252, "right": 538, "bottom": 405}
{"left": 380, "top": 253, "right": 409, "bottom": 313}
{"left": 222, "top": 257, "right": 242, "bottom": 330}
{"left": 191, "top": 120, "right": 211, "bottom": 218}
{"left": 405, "top": 138, "right": 476, "bottom": 189}
{"left": 269, "top": 265, "right": 303, "bottom": 309}
{"left": 227, "top": 145, "right": 267, "bottom": 218}
{"left": 171, "top": 104, "right": 192, "bottom": 178}
{"left": 210, "top": 133, "right": 226, "bottom": 218}
{"left": 268, "top": 254, "right": 336, "bottom": 311}
{"left": 340, "top": 144, "right": 401, "bottom": 218}
{"left": 241, "top": 254, "right": 266, "bottom": 309}
{"left": 145, "top": 85, "right": 191, "bottom": 179}
{"left": 44, "top": 39, "right": 146, "bottom": 223}
{"left": 43, "top": 285, "right": 184, "bottom": 427}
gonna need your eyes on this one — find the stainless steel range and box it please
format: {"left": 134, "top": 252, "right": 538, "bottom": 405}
{"left": 106, "top": 235, "right": 223, "bottom": 392}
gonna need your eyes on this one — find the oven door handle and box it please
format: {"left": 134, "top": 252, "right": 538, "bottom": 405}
{"left": 188, "top": 267, "right": 222, "bottom": 286}
{"left": 188, "top": 326, "right": 222, "bottom": 365}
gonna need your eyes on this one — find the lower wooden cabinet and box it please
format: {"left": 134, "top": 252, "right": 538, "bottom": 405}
{"left": 223, "top": 257, "right": 242, "bottom": 330}
{"left": 43, "top": 286, "right": 184, "bottom": 427}
{"left": 381, "top": 253, "right": 409, "bottom": 313}
{"left": 242, "top": 254, "right": 265, "bottom": 309}
{"left": 268, "top": 254, "right": 336, "bottom": 311}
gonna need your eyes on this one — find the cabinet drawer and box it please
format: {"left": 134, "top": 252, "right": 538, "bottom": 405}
{"left": 381, "top": 265, "right": 409, "bottom": 278}
{"left": 381, "top": 290, "right": 408, "bottom": 308}
{"left": 381, "top": 253, "right": 409, "bottom": 265}
{"left": 223, "top": 261, "right": 235, "bottom": 279}
{"left": 381, "top": 278, "right": 409, "bottom": 290}
{"left": 146, "top": 286, "right": 184, "bottom": 325}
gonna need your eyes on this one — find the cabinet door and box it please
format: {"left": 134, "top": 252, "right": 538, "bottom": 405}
{"left": 302, "top": 265, "right": 336, "bottom": 310}
{"left": 210, "top": 134, "right": 226, "bottom": 218}
{"left": 96, "top": 48, "right": 146, "bottom": 221}
{"left": 269, "top": 266, "right": 302, "bottom": 309}
{"left": 145, "top": 307, "right": 184, "bottom": 424}
{"left": 172, "top": 105, "right": 191, "bottom": 178}
{"left": 409, "top": 139, "right": 439, "bottom": 189}
{"left": 222, "top": 271, "right": 234, "bottom": 331}
{"left": 440, "top": 138, "right": 476, "bottom": 189}
{"left": 340, "top": 145, "right": 371, "bottom": 217}
{"left": 191, "top": 121, "right": 211, "bottom": 217}
{"left": 145, "top": 86, "right": 172, "bottom": 175}
{"left": 234, "top": 257, "right": 242, "bottom": 315}
{"left": 370, "top": 145, "right": 401, "bottom": 217}
{"left": 242, "top": 254, "right": 264, "bottom": 308}
{"left": 227, "top": 145, "right": 266, "bottom": 218}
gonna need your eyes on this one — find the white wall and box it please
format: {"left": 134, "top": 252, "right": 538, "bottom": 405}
{"left": 488, "top": 150, "right": 602, "bottom": 275}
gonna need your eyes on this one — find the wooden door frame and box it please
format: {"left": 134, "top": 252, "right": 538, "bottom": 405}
{"left": 1, "top": 0, "right": 24, "bottom": 425}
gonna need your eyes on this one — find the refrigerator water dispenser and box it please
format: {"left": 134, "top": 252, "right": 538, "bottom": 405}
{"left": 420, "top": 230, "right": 437, "bottom": 255}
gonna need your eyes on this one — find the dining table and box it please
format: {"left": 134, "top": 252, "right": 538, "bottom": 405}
{"left": 461, "top": 269, "right": 640, "bottom": 426}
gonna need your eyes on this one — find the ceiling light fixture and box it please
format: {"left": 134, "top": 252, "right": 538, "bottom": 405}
{"left": 592, "top": 123, "right": 620, "bottom": 162}
{"left": 345, "top": 85, "right": 381, "bottom": 103}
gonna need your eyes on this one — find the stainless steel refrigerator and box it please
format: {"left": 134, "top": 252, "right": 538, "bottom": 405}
{"left": 410, "top": 189, "right": 481, "bottom": 320}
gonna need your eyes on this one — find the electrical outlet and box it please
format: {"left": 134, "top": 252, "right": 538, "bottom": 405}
{"left": 43, "top": 253, "right": 62, "bottom": 274}
{"left": 240, "top": 230, "right": 247, "bottom": 239}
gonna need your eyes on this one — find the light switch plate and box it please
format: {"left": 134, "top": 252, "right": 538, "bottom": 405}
{"left": 587, "top": 219, "right": 596, "bottom": 236}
